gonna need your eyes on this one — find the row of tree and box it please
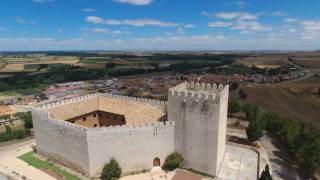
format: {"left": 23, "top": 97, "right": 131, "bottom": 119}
{"left": 0, "top": 112, "right": 33, "bottom": 142}
{"left": 228, "top": 101, "right": 320, "bottom": 178}
{"left": 1, "top": 60, "right": 233, "bottom": 92}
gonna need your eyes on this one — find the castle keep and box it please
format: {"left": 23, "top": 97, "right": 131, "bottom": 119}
{"left": 32, "top": 82, "right": 229, "bottom": 177}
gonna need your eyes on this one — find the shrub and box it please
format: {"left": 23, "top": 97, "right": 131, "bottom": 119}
{"left": 162, "top": 152, "right": 184, "bottom": 171}
{"left": 238, "top": 89, "right": 248, "bottom": 99}
{"left": 230, "top": 81, "right": 239, "bottom": 91}
{"left": 228, "top": 100, "right": 241, "bottom": 114}
{"left": 101, "top": 158, "right": 121, "bottom": 180}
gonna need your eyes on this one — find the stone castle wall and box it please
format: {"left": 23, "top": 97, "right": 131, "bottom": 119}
{"left": 87, "top": 121, "right": 175, "bottom": 177}
{"left": 32, "top": 109, "right": 90, "bottom": 174}
{"left": 33, "top": 100, "right": 174, "bottom": 177}
{"left": 168, "top": 82, "right": 228, "bottom": 176}
{"left": 33, "top": 82, "right": 228, "bottom": 178}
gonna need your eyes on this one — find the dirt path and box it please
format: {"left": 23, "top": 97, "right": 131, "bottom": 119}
{"left": 0, "top": 138, "right": 56, "bottom": 180}
{"left": 260, "top": 133, "right": 299, "bottom": 180}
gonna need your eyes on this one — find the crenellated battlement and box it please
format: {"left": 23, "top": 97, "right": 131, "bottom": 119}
{"left": 35, "top": 93, "right": 166, "bottom": 111}
{"left": 88, "top": 121, "right": 175, "bottom": 133}
{"left": 98, "top": 93, "right": 166, "bottom": 109}
{"left": 169, "top": 82, "right": 229, "bottom": 101}
{"left": 35, "top": 93, "right": 100, "bottom": 110}
{"left": 32, "top": 107, "right": 173, "bottom": 132}
{"left": 33, "top": 109, "right": 87, "bottom": 132}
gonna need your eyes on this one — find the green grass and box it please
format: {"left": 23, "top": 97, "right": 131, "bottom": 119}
{"left": 81, "top": 57, "right": 112, "bottom": 64}
{"left": 19, "top": 152, "right": 81, "bottom": 180}
{"left": 0, "top": 84, "right": 49, "bottom": 99}
{"left": 0, "top": 89, "right": 35, "bottom": 99}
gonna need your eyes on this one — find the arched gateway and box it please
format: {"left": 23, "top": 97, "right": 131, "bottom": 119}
{"left": 153, "top": 157, "right": 161, "bottom": 167}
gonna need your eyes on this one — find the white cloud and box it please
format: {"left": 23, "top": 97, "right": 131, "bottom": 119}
{"left": 176, "top": 27, "right": 186, "bottom": 34}
{"left": 208, "top": 21, "right": 233, "bottom": 27}
{"left": 83, "top": 8, "right": 95, "bottom": 12}
{"left": 82, "top": 27, "right": 109, "bottom": 33}
{"left": 300, "top": 20, "right": 320, "bottom": 40}
{"left": 33, "top": 0, "right": 54, "bottom": 3}
{"left": 112, "top": 30, "right": 123, "bottom": 35}
{"left": 232, "top": 21, "right": 273, "bottom": 31}
{"left": 113, "top": 0, "right": 153, "bottom": 5}
{"left": 184, "top": 24, "right": 195, "bottom": 28}
{"left": 1, "top": 34, "right": 320, "bottom": 51}
{"left": 92, "top": 28, "right": 110, "bottom": 33}
{"left": 301, "top": 20, "right": 320, "bottom": 31}
{"left": 81, "top": 27, "right": 126, "bottom": 35}
{"left": 86, "top": 16, "right": 178, "bottom": 27}
{"left": 14, "top": 17, "right": 37, "bottom": 24}
{"left": 203, "top": 12, "right": 258, "bottom": 20}
{"left": 233, "top": 1, "right": 250, "bottom": 7}
{"left": 285, "top": 18, "right": 299, "bottom": 23}
{"left": 57, "top": 28, "right": 64, "bottom": 33}
{"left": 86, "top": 16, "right": 104, "bottom": 24}
{"left": 272, "top": 11, "right": 287, "bottom": 17}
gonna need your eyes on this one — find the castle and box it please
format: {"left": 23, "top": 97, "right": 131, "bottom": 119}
{"left": 32, "top": 82, "right": 229, "bottom": 178}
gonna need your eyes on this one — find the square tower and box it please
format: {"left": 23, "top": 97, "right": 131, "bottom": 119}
{"left": 168, "top": 82, "right": 229, "bottom": 176}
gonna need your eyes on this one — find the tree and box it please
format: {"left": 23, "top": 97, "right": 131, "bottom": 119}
{"left": 0, "top": 82, "right": 11, "bottom": 91}
{"left": 228, "top": 100, "right": 241, "bottom": 114}
{"left": 238, "top": 89, "right": 248, "bottom": 99}
{"left": 242, "top": 104, "right": 257, "bottom": 117}
{"left": 162, "top": 152, "right": 184, "bottom": 171}
{"left": 0, "top": 115, "right": 11, "bottom": 120}
{"left": 15, "top": 112, "right": 33, "bottom": 129}
{"left": 230, "top": 82, "right": 239, "bottom": 91}
{"left": 39, "top": 93, "right": 48, "bottom": 100}
{"left": 101, "top": 158, "right": 121, "bottom": 180}
{"left": 296, "top": 133, "right": 320, "bottom": 178}
{"left": 260, "top": 164, "right": 272, "bottom": 180}
{"left": 246, "top": 107, "right": 264, "bottom": 142}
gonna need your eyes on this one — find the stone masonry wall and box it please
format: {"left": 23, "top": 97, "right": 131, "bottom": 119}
{"left": 86, "top": 121, "right": 175, "bottom": 177}
{"left": 32, "top": 109, "right": 90, "bottom": 175}
{"left": 33, "top": 96, "right": 174, "bottom": 178}
{"left": 168, "top": 82, "right": 229, "bottom": 176}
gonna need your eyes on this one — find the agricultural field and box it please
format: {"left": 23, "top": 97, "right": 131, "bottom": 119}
{"left": 0, "top": 56, "right": 80, "bottom": 73}
{"left": 292, "top": 58, "right": 320, "bottom": 69}
{"left": 234, "top": 55, "right": 285, "bottom": 68}
{"left": 231, "top": 74, "right": 320, "bottom": 130}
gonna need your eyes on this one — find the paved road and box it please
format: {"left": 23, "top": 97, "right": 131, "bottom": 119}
{"left": 0, "top": 171, "right": 10, "bottom": 180}
{"left": 276, "top": 69, "right": 315, "bottom": 85}
{"left": 0, "top": 138, "right": 34, "bottom": 157}
{"left": 261, "top": 133, "right": 299, "bottom": 180}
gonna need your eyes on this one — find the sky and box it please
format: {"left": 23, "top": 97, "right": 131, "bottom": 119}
{"left": 1, "top": 0, "right": 320, "bottom": 51}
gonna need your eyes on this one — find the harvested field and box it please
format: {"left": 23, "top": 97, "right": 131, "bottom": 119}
{"left": 234, "top": 83, "right": 320, "bottom": 130}
{"left": 292, "top": 59, "right": 320, "bottom": 69}
{"left": 234, "top": 56, "right": 285, "bottom": 67}
{"left": 0, "top": 64, "right": 25, "bottom": 72}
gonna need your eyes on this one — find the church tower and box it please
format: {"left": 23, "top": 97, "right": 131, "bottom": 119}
{"left": 168, "top": 82, "right": 229, "bottom": 176}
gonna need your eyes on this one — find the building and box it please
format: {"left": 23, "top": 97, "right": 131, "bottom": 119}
{"left": 32, "top": 82, "right": 229, "bottom": 178}
{"left": 42, "top": 85, "right": 83, "bottom": 100}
